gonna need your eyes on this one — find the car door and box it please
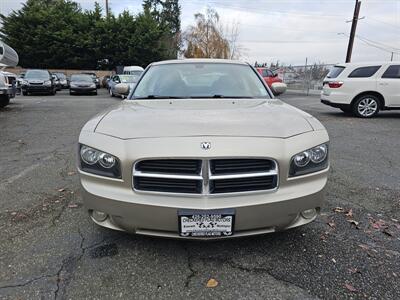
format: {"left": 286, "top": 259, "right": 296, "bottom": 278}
{"left": 109, "top": 75, "right": 118, "bottom": 91}
{"left": 378, "top": 65, "right": 400, "bottom": 107}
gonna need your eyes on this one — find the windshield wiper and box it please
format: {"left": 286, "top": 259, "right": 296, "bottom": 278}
{"left": 134, "top": 95, "right": 185, "bottom": 99}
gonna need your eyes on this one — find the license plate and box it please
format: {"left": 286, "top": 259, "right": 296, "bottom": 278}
{"left": 178, "top": 209, "right": 234, "bottom": 237}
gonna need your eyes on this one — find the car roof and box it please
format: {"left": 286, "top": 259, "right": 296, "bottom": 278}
{"left": 335, "top": 61, "right": 397, "bottom": 67}
{"left": 151, "top": 59, "right": 249, "bottom": 66}
{"left": 0, "top": 71, "right": 17, "bottom": 77}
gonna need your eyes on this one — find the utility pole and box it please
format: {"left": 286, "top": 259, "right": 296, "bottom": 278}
{"left": 105, "top": 0, "right": 109, "bottom": 18}
{"left": 346, "top": 0, "right": 362, "bottom": 63}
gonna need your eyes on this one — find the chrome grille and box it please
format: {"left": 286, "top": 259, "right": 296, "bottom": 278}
{"left": 133, "top": 158, "right": 278, "bottom": 195}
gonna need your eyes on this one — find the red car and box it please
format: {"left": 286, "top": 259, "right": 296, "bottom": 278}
{"left": 256, "top": 68, "right": 283, "bottom": 87}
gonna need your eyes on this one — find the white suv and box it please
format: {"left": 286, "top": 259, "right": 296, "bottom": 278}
{"left": 321, "top": 62, "right": 400, "bottom": 118}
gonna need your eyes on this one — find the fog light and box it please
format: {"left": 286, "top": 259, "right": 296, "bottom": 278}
{"left": 92, "top": 210, "right": 108, "bottom": 222}
{"left": 301, "top": 208, "right": 317, "bottom": 219}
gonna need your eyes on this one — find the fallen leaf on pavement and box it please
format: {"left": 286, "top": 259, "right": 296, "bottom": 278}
{"left": 67, "top": 171, "right": 76, "bottom": 176}
{"left": 347, "top": 219, "right": 359, "bottom": 226}
{"left": 58, "top": 188, "right": 65, "bottom": 192}
{"left": 206, "top": 278, "right": 218, "bottom": 288}
{"left": 345, "top": 209, "right": 353, "bottom": 218}
{"left": 358, "top": 244, "right": 369, "bottom": 250}
{"left": 327, "top": 221, "right": 335, "bottom": 228}
{"left": 345, "top": 283, "right": 357, "bottom": 292}
{"left": 331, "top": 258, "right": 336, "bottom": 263}
{"left": 334, "top": 207, "right": 344, "bottom": 213}
{"left": 383, "top": 229, "right": 394, "bottom": 237}
{"left": 68, "top": 203, "right": 78, "bottom": 208}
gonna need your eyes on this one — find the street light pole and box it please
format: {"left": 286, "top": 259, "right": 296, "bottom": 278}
{"left": 105, "top": 0, "right": 109, "bottom": 18}
{"left": 346, "top": 0, "right": 362, "bottom": 63}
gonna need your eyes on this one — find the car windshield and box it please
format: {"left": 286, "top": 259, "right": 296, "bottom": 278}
{"left": 54, "top": 73, "right": 66, "bottom": 80}
{"left": 71, "top": 75, "right": 93, "bottom": 82}
{"left": 119, "top": 75, "right": 139, "bottom": 83}
{"left": 83, "top": 73, "right": 96, "bottom": 78}
{"left": 132, "top": 63, "right": 270, "bottom": 99}
{"left": 25, "top": 70, "right": 50, "bottom": 80}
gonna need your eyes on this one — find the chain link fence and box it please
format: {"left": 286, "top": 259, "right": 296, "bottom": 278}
{"left": 274, "top": 64, "right": 335, "bottom": 95}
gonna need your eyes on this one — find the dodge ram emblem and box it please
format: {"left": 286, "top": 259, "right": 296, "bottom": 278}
{"left": 200, "top": 142, "right": 211, "bottom": 150}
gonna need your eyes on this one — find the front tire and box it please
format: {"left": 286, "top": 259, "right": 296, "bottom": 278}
{"left": 352, "top": 95, "right": 380, "bottom": 118}
{"left": 23, "top": 91, "right": 28, "bottom": 96}
{"left": 0, "top": 95, "right": 10, "bottom": 108}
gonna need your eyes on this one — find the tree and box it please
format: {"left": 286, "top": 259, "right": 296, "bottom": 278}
{"left": 0, "top": 0, "right": 182, "bottom": 69}
{"left": 183, "top": 8, "right": 229, "bottom": 59}
{"left": 183, "top": 8, "right": 243, "bottom": 59}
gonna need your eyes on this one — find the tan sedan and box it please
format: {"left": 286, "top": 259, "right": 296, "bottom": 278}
{"left": 78, "top": 59, "right": 329, "bottom": 239}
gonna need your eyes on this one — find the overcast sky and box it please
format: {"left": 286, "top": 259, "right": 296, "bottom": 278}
{"left": 1, "top": 0, "right": 399, "bottom": 65}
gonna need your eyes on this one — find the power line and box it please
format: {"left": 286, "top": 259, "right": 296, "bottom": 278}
{"left": 188, "top": 0, "right": 345, "bottom": 19}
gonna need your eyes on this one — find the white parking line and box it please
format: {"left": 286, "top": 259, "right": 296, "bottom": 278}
{"left": 0, "top": 155, "right": 53, "bottom": 192}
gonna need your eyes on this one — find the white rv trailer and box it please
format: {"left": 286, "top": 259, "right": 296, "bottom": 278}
{"left": 0, "top": 41, "right": 19, "bottom": 107}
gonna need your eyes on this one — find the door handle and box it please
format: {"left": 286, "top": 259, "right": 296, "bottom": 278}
{"left": 379, "top": 83, "right": 389, "bottom": 86}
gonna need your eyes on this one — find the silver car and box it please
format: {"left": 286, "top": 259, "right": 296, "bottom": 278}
{"left": 78, "top": 59, "right": 329, "bottom": 239}
{"left": 108, "top": 74, "right": 140, "bottom": 98}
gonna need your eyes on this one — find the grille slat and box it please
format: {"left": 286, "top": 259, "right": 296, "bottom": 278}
{"left": 136, "top": 159, "right": 201, "bottom": 175}
{"left": 210, "top": 176, "right": 277, "bottom": 194}
{"left": 133, "top": 158, "right": 278, "bottom": 194}
{"left": 210, "top": 159, "right": 274, "bottom": 175}
{"left": 135, "top": 177, "right": 202, "bottom": 194}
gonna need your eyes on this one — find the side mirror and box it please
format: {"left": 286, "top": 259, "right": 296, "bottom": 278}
{"left": 270, "top": 82, "right": 287, "bottom": 96}
{"left": 115, "top": 83, "right": 129, "bottom": 95}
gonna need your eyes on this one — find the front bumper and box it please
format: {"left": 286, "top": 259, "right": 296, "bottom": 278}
{"left": 79, "top": 131, "right": 329, "bottom": 239}
{"left": 70, "top": 87, "right": 97, "bottom": 94}
{"left": 23, "top": 85, "right": 53, "bottom": 93}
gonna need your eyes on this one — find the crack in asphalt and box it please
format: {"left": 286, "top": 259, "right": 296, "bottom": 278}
{"left": 183, "top": 244, "right": 197, "bottom": 288}
{"left": 0, "top": 274, "right": 54, "bottom": 289}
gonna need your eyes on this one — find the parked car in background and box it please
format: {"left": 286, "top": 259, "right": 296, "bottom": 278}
{"left": 78, "top": 59, "right": 329, "bottom": 239}
{"left": 123, "top": 66, "right": 144, "bottom": 76}
{"left": 0, "top": 71, "right": 17, "bottom": 107}
{"left": 256, "top": 67, "right": 283, "bottom": 87}
{"left": 21, "top": 69, "right": 56, "bottom": 95}
{"left": 108, "top": 74, "right": 140, "bottom": 98}
{"left": 69, "top": 74, "right": 97, "bottom": 95}
{"left": 53, "top": 72, "right": 69, "bottom": 88}
{"left": 52, "top": 73, "right": 62, "bottom": 91}
{"left": 82, "top": 72, "right": 100, "bottom": 88}
{"left": 17, "top": 71, "right": 25, "bottom": 86}
{"left": 102, "top": 75, "right": 110, "bottom": 89}
{"left": 321, "top": 62, "right": 400, "bottom": 118}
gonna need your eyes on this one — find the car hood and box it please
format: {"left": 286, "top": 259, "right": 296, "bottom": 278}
{"left": 93, "top": 99, "right": 317, "bottom": 139}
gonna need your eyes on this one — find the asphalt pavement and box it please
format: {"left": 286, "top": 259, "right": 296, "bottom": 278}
{"left": 0, "top": 90, "right": 399, "bottom": 299}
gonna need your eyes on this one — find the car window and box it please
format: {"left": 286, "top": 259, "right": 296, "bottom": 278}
{"left": 261, "top": 69, "right": 269, "bottom": 77}
{"left": 71, "top": 74, "right": 93, "bottom": 82}
{"left": 382, "top": 65, "right": 400, "bottom": 79}
{"left": 133, "top": 63, "right": 270, "bottom": 99}
{"left": 327, "top": 66, "right": 345, "bottom": 78}
{"left": 25, "top": 70, "right": 50, "bottom": 80}
{"left": 119, "top": 75, "right": 139, "bottom": 83}
{"left": 348, "top": 66, "right": 381, "bottom": 78}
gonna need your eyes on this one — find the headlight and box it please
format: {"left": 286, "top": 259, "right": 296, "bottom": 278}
{"left": 91, "top": 83, "right": 96, "bottom": 88}
{"left": 22, "top": 80, "right": 28, "bottom": 85}
{"left": 79, "top": 145, "right": 121, "bottom": 178}
{"left": 44, "top": 80, "right": 52, "bottom": 86}
{"left": 70, "top": 83, "right": 78, "bottom": 88}
{"left": 289, "top": 143, "right": 328, "bottom": 177}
